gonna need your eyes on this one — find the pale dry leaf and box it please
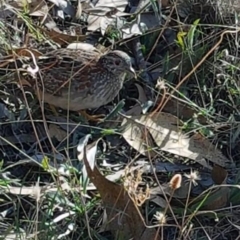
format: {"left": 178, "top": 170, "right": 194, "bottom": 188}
{"left": 86, "top": 0, "right": 128, "bottom": 32}
{"left": 190, "top": 134, "right": 229, "bottom": 167}
{"left": 122, "top": 113, "right": 228, "bottom": 168}
{"left": 28, "top": 0, "right": 49, "bottom": 17}
{"left": 3, "top": 185, "right": 42, "bottom": 197}
{"left": 77, "top": 134, "right": 92, "bottom": 155}
{"left": 44, "top": 19, "right": 58, "bottom": 30}
{"left": 100, "top": 16, "right": 117, "bottom": 36}
{"left": 121, "top": 15, "right": 146, "bottom": 38}
{"left": 75, "top": 0, "right": 82, "bottom": 19}
{"left": 48, "top": 0, "right": 76, "bottom": 17}
{"left": 121, "top": 11, "right": 162, "bottom": 39}
{"left": 122, "top": 117, "right": 157, "bottom": 158}
{"left": 142, "top": 113, "right": 228, "bottom": 167}
{"left": 67, "top": 42, "right": 99, "bottom": 52}
{"left": 78, "top": 137, "right": 101, "bottom": 185}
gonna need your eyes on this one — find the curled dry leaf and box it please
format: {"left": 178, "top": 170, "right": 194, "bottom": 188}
{"left": 122, "top": 112, "right": 228, "bottom": 168}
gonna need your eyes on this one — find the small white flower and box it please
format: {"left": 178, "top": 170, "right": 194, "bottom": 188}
{"left": 184, "top": 169, "right": 201, "bottom": 186}
{"left": 154, "top": 211, "right": 166, "bottom": 224}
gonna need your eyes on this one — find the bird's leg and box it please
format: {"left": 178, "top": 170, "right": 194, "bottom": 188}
{"left": 79, "top": 110, "right": 105, "bottom": 122}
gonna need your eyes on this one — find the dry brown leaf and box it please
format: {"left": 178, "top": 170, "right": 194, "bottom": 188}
{"left": 211, "top": 164, "right": 228, "bottom": 184}
{"left": 203, "top": 188, "right": 230, "bottom": 210}
{"left": 202, "top": 165, "right": 230, "bottom": 210}
{"left": 122, "top": 113, "right": 228, "bottom": 168}
{"left": 82, "top": 147, "right": 160, "bottom": 239}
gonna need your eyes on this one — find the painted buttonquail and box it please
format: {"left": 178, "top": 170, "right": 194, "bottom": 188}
{"left": 12, "top": 46, "right": 135, "bottom": 112}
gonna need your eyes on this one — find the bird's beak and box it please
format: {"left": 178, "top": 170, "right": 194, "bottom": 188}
{"left": 128, "top": 66, "right": 137, "bottom": 79}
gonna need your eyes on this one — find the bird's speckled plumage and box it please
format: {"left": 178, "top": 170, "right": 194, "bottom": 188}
{"left": 15, "top": 48, "right": 135, "bottom": 111}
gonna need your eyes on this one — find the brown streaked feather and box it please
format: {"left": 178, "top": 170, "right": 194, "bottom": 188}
{"left": 23, "top": 48, "right": 101, "bottom": 96}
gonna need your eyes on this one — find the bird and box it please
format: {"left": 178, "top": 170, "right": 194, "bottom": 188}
{"left": 5, "top": 46, "right": 136, "bottom": 119}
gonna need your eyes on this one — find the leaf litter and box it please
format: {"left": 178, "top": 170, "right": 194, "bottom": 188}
{"left": 0, "top": 0, "right": 238, "bottom": 239}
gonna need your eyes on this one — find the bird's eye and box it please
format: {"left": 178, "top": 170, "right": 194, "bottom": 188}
{"left": 115, "top": 60, "right": 121, "bottom": 65}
